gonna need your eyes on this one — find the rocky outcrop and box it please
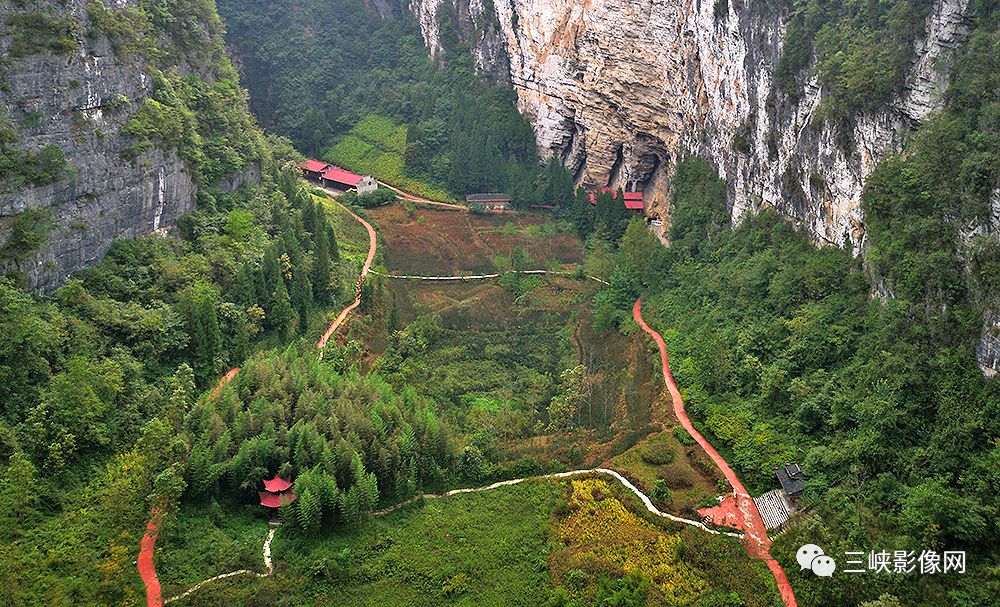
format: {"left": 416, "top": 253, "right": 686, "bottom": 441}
{"left": 410, "top": 0, "right": 973, "bottom": 248}
{"left": 973, "top": 185, "right": 1000, "bottom": 376}
{"left": 411, "top": 0, "right": 510, "bottom": 83}
{"left": 0, "top": 2, "right": 197, "bottom": 290}
{"left": 1, "top": 1, "right": 262, "bottom": 292}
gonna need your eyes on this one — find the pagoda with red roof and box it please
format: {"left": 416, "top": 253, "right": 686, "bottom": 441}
{"left": 258, "top": 474, "right": 296, "bottom": 508}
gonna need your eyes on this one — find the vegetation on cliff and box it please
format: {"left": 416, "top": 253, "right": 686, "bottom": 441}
{"left": 216, "top": 0, "right": 574, "bottom": 206}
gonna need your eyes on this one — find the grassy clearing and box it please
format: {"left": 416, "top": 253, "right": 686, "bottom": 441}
{"left": 550, "top": 476, "right": 782, "bottom": 607}
{"left": 176, "top": 480, "right": 562, "bottom": 606}
{"left": 156, "top": 500, "right": 269, "bottom": 594}
{"left": 323, "top": 116, "right": 454, "bottom": 202}
{"left": 609, "top": 431, "right": 718, "bottom": 513}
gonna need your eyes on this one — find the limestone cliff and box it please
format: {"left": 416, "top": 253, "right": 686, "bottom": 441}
{"left": 412, "top": 0, "right": 999, "bottom": 376}
{"left": 0, "top": 0, "right": 260, "bottom": 291}
{"left": 411, "top": 0, "right": 973, "bottom": 249}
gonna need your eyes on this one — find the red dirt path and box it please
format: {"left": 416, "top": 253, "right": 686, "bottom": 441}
{"left": 633, "top": 299, "right": 798, "bottom": 607}
{"left": 138, "top": 507, "right": 163, "bottom": 607}
{"left": 138, "top": 194, "right": 378, "bottom": 607}
{"left": 316, "top": 197, "right": 377, "bottom": 350}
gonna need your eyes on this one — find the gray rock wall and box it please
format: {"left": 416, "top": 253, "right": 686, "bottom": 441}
{"left": 1, "top": 2, "right": 195, "bottom": 291}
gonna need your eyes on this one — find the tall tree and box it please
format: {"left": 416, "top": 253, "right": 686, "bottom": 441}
{"left": 270, "top": 280, "right": 294, "bottom": 341}
{"left": 179, "top": 283, "right": 222, "bottom": 387}
{"left": 312, "top": 225, "right": 333, "bottom": 304}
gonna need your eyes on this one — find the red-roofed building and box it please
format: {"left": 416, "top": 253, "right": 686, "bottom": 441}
{"left": 322, "top": 166, "right": 363, "bottom": 190}
{"left": 263, "top": 475, "right": 292, "bottom": 493}
{"left": 258, "top": 491, "right": 296, "bottom": 508}
{"left": 623, "top": 191, "right": 644, "bottom": 211}
{"left": 589, "top": 187, "right": 644, "bottom": 212}
{"left": 299, "top": 159, "right": 332, "bottom": 181}
{"left": 588, "top": 186, "right": 619, "bottom": 205}
{"left": 259, "top": 474, "right": 296, "bottom": 509}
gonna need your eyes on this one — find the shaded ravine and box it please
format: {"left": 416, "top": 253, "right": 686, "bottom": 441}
{"left": 633, "top": 299, "right": 798, "bottom": 607}
{"left": 138, "top": 193, "right": 378, "bottom": 607}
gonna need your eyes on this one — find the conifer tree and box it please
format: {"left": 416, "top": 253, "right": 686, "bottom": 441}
{"left": 231, "top": 264, "right": 256, "bottom": 307}
{"left": 270, "top": 280, "right": 294, "bottom": 340}
{"left": 262, "top": 247, "right": 282, "bottom": 307}
{"left": 312, "top": 226, "right": 333, "bottom": 304}
{"left": 297, "top": 301, "right": 309, "bottom": 335}
{"left": 290, "top": 265, "right": 313, "bottom": 312}
{"left": 327, "top": 224, "right": 340, "bottom": 261}
{"left": 180, "top": 283, "right": 222, "bottom": 387}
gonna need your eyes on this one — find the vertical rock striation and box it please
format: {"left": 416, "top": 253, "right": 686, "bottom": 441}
{"left": 408, "top": 0, "right": 995, "bottom": 374}
{"left": 1, "top": 0, "right": 261, "bottom": 292}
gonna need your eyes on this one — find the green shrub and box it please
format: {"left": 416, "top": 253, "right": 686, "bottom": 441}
{"left": 671, "top": 427, "right": 696, "bottom": 447}
{"left": 7, "top": 12, "right": 79, "bottom": 58}
{"left": 0, "top": 208, "right": 55, "bottom": 263}
{"left": 639, "top": 439, "right": 675, "bottom": 466}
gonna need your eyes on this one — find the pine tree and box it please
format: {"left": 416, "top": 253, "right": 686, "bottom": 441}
{"left": 387, "top": 297, "right": 400, "bottom": 334}
{"left": 290, "top": 264, "right": 313, "bottom": 312}
{"left": 302, "top": 199, "right": 318, "bottom": 243}
{"left": 270, "top": 280, "right": 294, "bottom": 340}
{"left": 312, "top": 225, "right": 333, "bottom": 304}
{"left": 262, "top": 247, "right": 282, "bottom": 308}
{"left": 231, "top": 264, "right": 256, "bottom": 308}
{"left": 327, "top": 224, "right": 340, "bottom": 261}
{"left": 297, "top": 301, "right": 309, "bottom": 335}
{"left": 180, "top": 283, "right": 222, "bottom": 387}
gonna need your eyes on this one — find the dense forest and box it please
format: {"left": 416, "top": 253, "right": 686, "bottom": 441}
{"left": 216, "top": 0, "right": 575, "bottom": 207}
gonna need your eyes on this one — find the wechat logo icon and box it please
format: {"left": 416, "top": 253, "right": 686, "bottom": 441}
{"left": 797, "top": 544, "right": 837, "bottom": 577}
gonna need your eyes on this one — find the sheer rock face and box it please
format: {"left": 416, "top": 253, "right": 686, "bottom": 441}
{"left": 410, "top": 0, "right": 972, "bottom": 248}
{"left": 410, "top": 0, "right": 995, "bottom": 374}
{"left": 0, "top": 1, "right": 198, "bottom": 291}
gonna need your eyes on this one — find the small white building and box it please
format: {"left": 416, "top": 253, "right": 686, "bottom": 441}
{"left": 356, "top": 175, "right": 378, "bottom": 195}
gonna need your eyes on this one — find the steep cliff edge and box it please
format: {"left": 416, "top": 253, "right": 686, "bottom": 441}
{"left": 0, "top": 1, "right": 264, "bottom": 291}
{"left": 413, "top": 0, "right": 972, "bottom": 248}
{"left": 414, "top": 0, "right": 1000, "bottom": 376}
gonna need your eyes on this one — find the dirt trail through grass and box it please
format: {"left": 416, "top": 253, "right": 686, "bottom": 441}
{"left": 161, "top": 522, "right": 279, "bottom": 605}
{"left": 373, "top": 269, "right": 609, "bottom": 285}
{"left": 633, "top": 299, "right": 798, "bottom": 607}
{"left": 375, "top": 468, "right": 743, "bottom": 539}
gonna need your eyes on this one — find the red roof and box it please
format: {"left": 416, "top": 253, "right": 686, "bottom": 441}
{"left": 321, "top": 166, "right": 363, "bottom": 187}
{"left": 588, "top": 188, "right": 643, "bottom": 209}
{"left": 263, "top": 475, "right": 292, "bottom": 492}
{"left": 588, "top": 187, "right": 620, "bottom": 205}
{"left": 623, "top": 192, "right": 644, "bottom": 210}
{"left": 299, "top": 159, "right": 331, "bottom": 173}
{"left": 258, "top": 491, "right": 296, "bottom": 508}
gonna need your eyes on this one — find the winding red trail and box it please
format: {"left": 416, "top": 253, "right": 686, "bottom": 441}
{"left": 316, "top": 197, "right": 377, "bottom": 350}
{"left": 376, "top": 180, "right": 467, "bottom": 211}
{"left": 632, "top": 299, "right": 797, "bottom": 607}
{"left": 138, "top": 194, "right": 377, "bottom": 607}
{"left": 138, "top": 507, "right": 163, "bottom": 607}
